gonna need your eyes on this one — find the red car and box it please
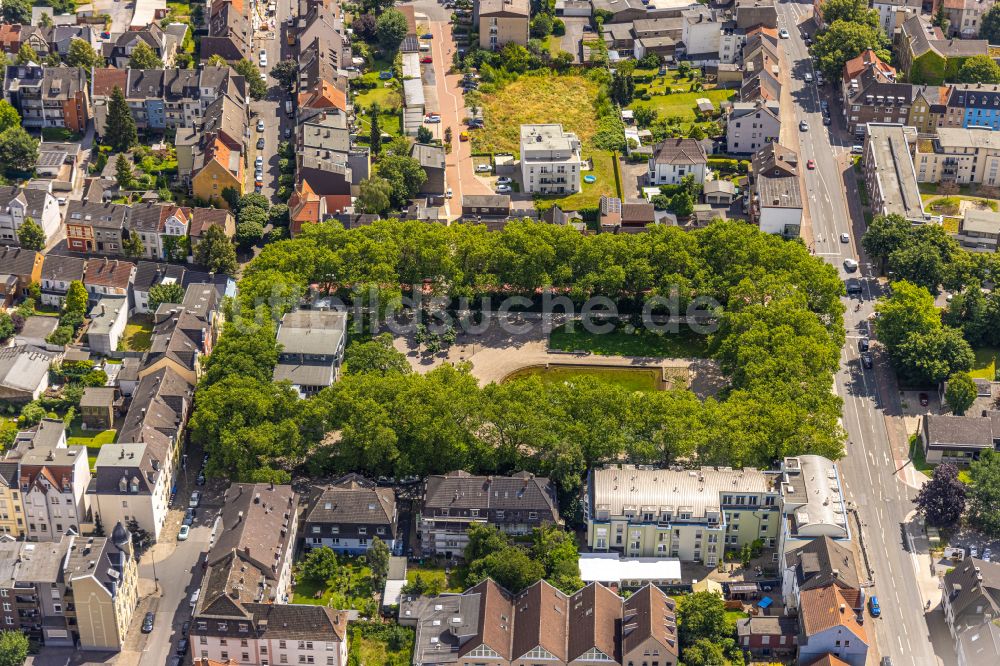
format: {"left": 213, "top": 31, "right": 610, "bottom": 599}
{"left": 807, "top": 159, "right": 816, "bottom": 169}
{"left": 421, "top": 56, "right": 432, "bottom": 64}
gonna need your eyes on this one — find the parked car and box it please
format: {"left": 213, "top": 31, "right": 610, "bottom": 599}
{"left": 189, "top": 589, "right": 200, "bottom": 608}
{"left": 189, "top": 491, "right": 201, "bottom": 508}
{"left": 259, "top": 50, "right": 267, "bottom": 68}
{"left": 851, "top": 145, "right": 864, "bottom": 154}
{"left": 379, "top": 71, "right": 393, "bottom": 80}
{"left": 845, "top": 278, "right": 862, "bottom": 294}
{"left": 868, "top": 595, "right": 881, "bottom": 617}
{"left": 858, "top": 338, "right": 870, "bottom": 352}
{"left": 459, "top": 131, "right": 469, "bottom": 141}
{"left": 255, "top": 155, "right": 264, "bottom": 167}
{"left": 181, "top": 621, "right": 190, "bottom": 636}
{"left": 57, "top": 196, "right": 67, "bottom": 205}
{"left": 176, "top": 638, "right": 189, "bottom": 655}
{"left": 142, "top": 612, "right": 155, "bottom": 633}
{"left": 178, "top": 524, "right": 190, "bottom": 541}
{"left": 257, "top": 137, "right": 265, "bottom": 150}
{"left": 799, "top": 120, "right": 809, "bottom": 131}
{"left": 196, "top": 471, "right": 206, "bottom": 486}
{"left": 468, "top": 119, "right": 484, "bottom": 129}
{"left": 807, "top": 159, "right": 815, "bottom": 169}
{"left": 861, "top": 352, "right": 873, "bottom": 369}
{"left": 424, "top": 114, "right": 441, "bottom": 124}
{"left": 496, "top": 184, "right": 511, "bottom": 194}
{"left": 421, "top": 33, "right": 433, "bottom": 39}
{"left": 476, "top": 164, "right": 491, "bottom": 173}
{"left": 823, "top": 116, "right": 832, "bottom": 126}
{"left": 779, "top": 28, "right": 790, "bottom": 38}
{"left": 257, "top": 119, "right": 265, "bottom": 132}
{"left": 284, "top": 127, "right": 291, "bottom": 139}
{"left": 497, "top": 176, "right": 512, "bottom": 185}
{"left": 420, "top": 56, "right": 432, "bottom": 64}
{"left": 804, "top": 73, "right": 813, "bottom": 83}
{"left": 446, "top": 188, "right": 453, "bottom": 199}
{"left": 183, "top": 508, "right": 195, "bottom": 525}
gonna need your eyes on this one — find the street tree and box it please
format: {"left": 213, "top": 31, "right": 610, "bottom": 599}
{"left": 0, "top": 629, "right": 29, "bottom": 666}
{"left": 0, "top": 100, "right": 19, "bottom": 132}
{"left": 0, "top": 126, "right": 39, "bottom": 175}
{"left": 821, "top": 0, "right": 880, "bottom": 29}
{"left": 16, "top": 217, "right": 45, "bottom": 251}
{"left": 271, "top": 59, "right": 298, "bottom": 93}
{"left": 811, "top": 20, "right": 889, "bottom": 80}
{"left": 893, "top": 325, "right": 974, "bottom": 385}
{"left": 915, "top": 463, "right": 967, "bottom": 528}
{"left": 969, "top": 450, "right": 1000, "bottom": 536}
{"left": 945, "top": 372, "right": 977, "bottom": 415}
{"left": 862, "top": 213, "right": 911, "bottom": 270}
{"left": 234, "top": 59, "right": 267, "bottom": 99}
{"left": 874, "top": 281, "right": 941, "bottom": 351}
{"left": 193, "top": 225, "right": 239, "bottom": 275}
{"left": 375, "top": 9, "right": 408, "bottom": 51}
{"left": 235, "top": 221, "right": 265, "bottom": 246}
{"left": 128, "top": 41, "right": 163, "bottom": 68}
{"left": 105, "top": 86, "right": 138, "bottom": 152}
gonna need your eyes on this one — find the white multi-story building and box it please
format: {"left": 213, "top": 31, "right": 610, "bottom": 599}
{"left": 0, "top": 186, "right": 60, "bottom": 247}
{"left": 647, "top": 138, "right": 708, "bottom": 186}
{"left": 5, "top": 420, "right": 90, "bottom": 542}
{"left": 519, "top": 124, "right": 582, "bottom": 195}
{"left": 873, "top": 0, "right": 923, "bottom": 35}
{"left": 726, "top": 100, "right": 780, "bottom": 154}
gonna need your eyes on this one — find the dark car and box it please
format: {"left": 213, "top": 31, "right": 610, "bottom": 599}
{"left": 183, "top": 508, "right": 195, "bottom": 525}
{"left": 181, "top": 621, "right": 190, "bottom": 636}
{"left": 176, "top": 638, "right": 189, "bottom": 655}
{"left": 919, "top": 393, "right": 929, "bottom": 406}
{"left": 196, "top": 471, "right": 206, "bottom": 486}
{"left": 141, "top": 612, "right": 155, "bottom": 633}
{"left": 861, "top": 352, "right": 873, "bottom": 369}
{"left": 868, "top": 595, "right": 881, "bottom": 617}
{"left": 858, "top": 338, "right": 870, "bottom": 352}
{"left": 845, "top": 278, "right": 862, "bottom": 294}
{"left": 257, "top": 137, "right": 265, "bottom": 150}
{"left": 880, "top": 659, "right": 893, "bottom": 666}
{"left": 421, "top": 33, "right": 433, "bottom": 39}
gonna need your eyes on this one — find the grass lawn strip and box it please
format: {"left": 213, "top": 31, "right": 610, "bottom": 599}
{"left": 970, "top": 347, "right": 1000, "bottom": 381}
{"left": 549, "top": 324, "right": 710, "bottom": 358}
{"left": 67, "top": 427, "right": 117, "bottom": 472}
{"left": 504, "top": 366, "right": 664, "bottom": 392}
{"left": 405, "top": 564, "right": 463, "bottom": 593}
{"left": 121, "top": 315, "right": 154, "bottom": 352}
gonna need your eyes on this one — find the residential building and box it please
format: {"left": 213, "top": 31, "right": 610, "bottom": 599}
{"left": 401, "top": 578, "right": 678, "bottom": 666}
{"left": 35, "top": 141, "right": 85, "bottom": 192}
{"left": 39, "top": 254, "right": 86, "bottom": 309}
{"left": 201, "top": 0, "right": 252, "bottom": 61}
{"left": 933, "top": 0, "right": 997, "bottom": 37}
{"left": 420, "top": 471, "right": 560, "bottom": 559}
{"left": 3, "top": 65, "right": 91, "bottom": 134}
{"left": 943, "top": 83, "right": 1000, "bottom": 131}
{"left": 908, "top": 84, "right": 949, "bottom": 134}
{"left": 734, "top": 0, "right": 778, "bottom": 29}
{"left": 272, "top": 309, "right": 347, "bottom": 397}
{"left": 0, "top": 460, "right": 25, "bottom": 537}
{"left": 957, "top": 621, "right": 1000, "bottom": 666}
{"left": 782, "top": 536, "right": 863, "bottom": 611}
{"left": 955, "top": 208, "right": 1000, "bottom": 251}
{"left": 177, "top": 91, "right": 248, "bottom": 207}
{"left": 478, "top": 0, "right": 530, "bottom": 50}
{"left": 104, "top": 23, "right": 181, "bottom": 68}
{"left": 749, "top": 142, "right": 803, "bottom": 237}
{"left": 0, "top": 246, "right": 43, "bottom": 305}
{"left": 942, "top": 558, "right": 1000, "bottom": 639}
{"left": 83, "top": 258, "right": 136, "bottom": 302}
{"left": 585, "top": 465, "right": 780, "bottom": 567}
{"left": 862, "top": 123, "right": 930, "bottom": 223}
{"left": 65, "top": 201, "right": 129, "bottom": 254}
{"left": 132, "top": 261, "right": 186, "bottom": 315}
{"left": 873, "top": 0, "right": 923, "bottom": 34}
{"left": 6, "top": 419, "right": 90, "bottom": 542}
{"left": 647, "top": 138, "right": 708, "bottom": 186}
{"left": 80, "top": 387, "right": 117, "bottom": 431}
{"left": 127, "top": 203, "right": 191, "bottom": 261}
{"left": 0, "top": 346, "right": 55, "bottom": 403}
{"left": 189, "top": 208, "right": 237, "bottom": 250}
{"left": 921, "top": 413, "right": 1000, "bottom": 463}
{"left": 302, "top": 474, "right": 398, "bottom": 554}
{"left": 141, "top": 283, "right": 222, "bottom": 384}
{"left": 797, "top": 585, "right": 869, "bottom": 666}
{"left": 190, "top": 484, "right": 351, "bottom": 666}
{"left": 412, "top": 143, "right": 447, "bottom": 195}
{"left": 461, "top": 194, "right": 512, "bottom": 222}
{"left": 0, "top": 186, "right": 60, "bottom": 246}
{"left": 915, "top": 126, "right": 1000, "bottom": 186}
{"left": 778, "top": 456, "right": 850, "bottom": 554}
{"left": 736, "top": 616, "right": 798, "bottom": 659}
{"left": 726, "top": 100, "right": 780, "bottom": 154}
{"left": 840, "top": 50, "right": 913, "bottom": 137}
{"left": 87, "top": 297, "right": 129, "bottom": 355}
{"left": 896, "top": 14, "right": 988, "bottom": 85}
{"left": 520, "top": 124, "right": 582, "bottom": 195}
{"left": 681, "top": 8, "right": 723, "bottom": 59}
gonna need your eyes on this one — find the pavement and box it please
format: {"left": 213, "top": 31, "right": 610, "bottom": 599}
{"left": 776, "top": 1, "right": 950, "bottom": 664}
{"left": 560, "top": 17, "right": 589, "bottom": 63}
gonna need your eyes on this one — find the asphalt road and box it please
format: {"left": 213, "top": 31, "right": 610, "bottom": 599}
{"left": 776, "top": 1, "right": 940, "bottom": 664}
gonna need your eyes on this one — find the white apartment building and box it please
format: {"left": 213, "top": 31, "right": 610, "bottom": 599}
{"left": 585, "top": 465, "right": 781, "bottom": 567}
{"left": 519, "top": 124, "right": 582, "bottom": 195}
{"left": 915, "top": 126, "right": 1000, "bottom": 187}
{"left": 90, "top": 442, "right": 172, "bottom": 542}
{"left": 726, "top": 100, "right": 781, "bottom": 154}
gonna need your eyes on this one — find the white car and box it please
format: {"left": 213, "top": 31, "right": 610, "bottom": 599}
{"left": 778, "top": 29, "right": 789, "bottom": 39}
{"left": 177, "top": 524, "right": 190, "bottom": 541}
{"left": 57, "top": 196, "right": 67, "bottom": 205}
{"left": 189, "top": 491, "right": 201, "bottom": 508}
{"left": 496, "top": 177, "right": 512, "bottom": 185}
{"left": 496, "top": 184, "right": 512, "bottom": 194}
{"left": 255, "top": 156, "right": 264, "bottom": 167}
{"left": 475, "top": 164, "right": 491, "bottom": 173}
{"left": 840, "top": 233, "right": 850, "bottom": 243}
{"left": 257, "top": 119, "right": 265, "bottom": 133}
{"left": 424, "top": 114, "right": 441, "bottom": 124}
{"left": 804, "top": 73, "right": 813, "bottom": 83}
{"left": 259, "top": 50, "right": 268, "bottom": 68}
{"left": 446, "top": 188, "right": 453, "bottom": 199}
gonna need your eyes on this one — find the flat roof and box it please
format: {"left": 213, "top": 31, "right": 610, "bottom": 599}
{"left": 865, "top": 123, "right": 926, "bottom": 222}
{"left": 579, "top": 553, "right": 682, "bottom": 583}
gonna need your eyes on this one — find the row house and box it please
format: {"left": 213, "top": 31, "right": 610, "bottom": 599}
{"left": 0, "top": 246, "right": 43, "bottom": 307}
{"left": 934, "top": 0, "right": 997, "bottom": 38}
{"left": 142, "top": 282, "right": 222, "bottom": 385}
{"left": 302, "top": 474, "right": 398, "bottom": 554}
{"left": 83, "top": 257, "right": 136, "bottom": 303}
{"left": 176, "top": 91, "right": 248, "bottom": 208}
{"left": 0, "top": 24, "right": 48, "bottom": 55}
{"left": 0, "top": 524, "right": 138, "bottom": 650}
{"left": 189, "top": 484, "right": 352, "bottom": 666}
{"left": 91, "top": 67, "right": 247, "bottom": 136}
{"left": 420, "top": 471, "right": 561, "bottom": 559}
{"left": 726, "top": 100, "right": 780, "bottom": 154}
{"left": 401, "top": 578, "right": 679, "bottom": 666}
{"left": 3, "top": 65, "right": 90, "bottom": 134}
{"left": 294, "top": 2, "right": 351, "bottom": 111}
{"left": 65, "top": 201, "right": 129, "bottom": 254}
{"left": 908, "top": 84, "right": 949, "bottom": 134}
{"left": 585, "top": 465, "right": 780, "bottom": 567}
{"left": 0, "top": 185, "right": 60, "bottom": 247}
{"left": 944, "top": 83, "right": 1000, "bottom": 132}
{"left": 102, "top": 23, "right": 185, "bottom": 69}
{"left": 128, "top": 202, "right": 190, "bottom": 261}
{"left": 3, "top": 419, "right": 90, "bottom": 542}
{"left": 0, "top": 461, "right": 24, "bottom": 538}
{"left": 840, "top": 50, "right": 913, "bottom": 137}
{"left": 0, "top": 24, "right": 96, "bottom": 59}
{"left": 201, "top": 0, "right": 252, "bottom": 62}
{"left": 749, "top": 142, "right": 803, "bottom": 237}
{"left": 914, "top": 126, "right": 1000, "bottom": 187}
{"left": 942, "top": 557, "right": 1000, "bottom": 666}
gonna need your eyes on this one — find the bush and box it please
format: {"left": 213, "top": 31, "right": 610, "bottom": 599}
{"left": 552, "top": 18, "right": 565, "bottom": 36}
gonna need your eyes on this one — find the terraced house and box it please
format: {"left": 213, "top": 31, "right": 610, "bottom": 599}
{"left": 3, "top": 65, "right": 90, "bottom": 134}
{"left": 585, "top": 465, "right": 781, "bottom": 567}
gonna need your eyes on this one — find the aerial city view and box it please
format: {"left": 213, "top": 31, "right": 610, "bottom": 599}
{"left": 2, "top": 0, "right": 1000, "bottom": 664}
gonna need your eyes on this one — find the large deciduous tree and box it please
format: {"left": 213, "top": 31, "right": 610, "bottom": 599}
{"left": 0, "top": 126, "right": 39, "bottom": 175}
{"left": 981, "top": 4, "right": 1000, "bottom": 42}
{"left": 969, "top": 450, "right": 1000, "bottom": 536}
{"left": 344, "top": 333, "right": 411, "bottom": 376}
{"left": 193, "top": 225, "right": 238, "bottom": 275}
{"left": 958, "top": 54, "right": 1000, "bottom": 83}
{"left": 234, "top": 59, "right": 267, "bottom": 99}
{"left": 915, "top": 463, "right": 967, "bottom": 528}
{"left": 1, "top": 0, "right": 31, "bottom": 24}
{"left": 811, "top": 20, "right": 889, "bottom": 80}
{"left": 0, "top": 100, "right": 20, "bottom": 133}
{"left": 356, "top": 176, "right": 393, "bottom": 215}
{"left": 128, "top": 41, "right": 163, "bottom": 69}
{"left": 67, "top": 37, "right": 102, "bottom": 69}
{"left": 17, "top": 217, "right": 46, "bottom": 250}
{"left": 375, "top": 9, "right": 408, "bottom": 51}
{"left": 377, "top": 154, "right": 427, "bottom": 208}
{"left": 945, "top": 371, "right": 977, "bottom": 415}
{"left": 0, "top": 629, "right": 29, "bottom": 666}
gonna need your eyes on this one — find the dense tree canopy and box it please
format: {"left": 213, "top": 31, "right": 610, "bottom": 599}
{"left": 461, "top": 523, "right": 582, "bottom": 594}
{"left": 193, "top": 225, "right": 238, "bottom": 275}
{"left": 968, "top": 450, "right": 1000, "bottom": 536}
{"left": 982, "top": 3, "right": 1000, "bottom": 42}
{"left": 0, "top": 126, "right": 39, "bottom": 175}
{"left": 376, "top": 9, "right": 408, "bottom": 51}
{"left": 915, "top": 463, "right": 967, "bottom": 528}
{"left": 958, "top": 54, "right": 1000, "bottom": 83}
{"left": 945, "top": 372, "right": 977, "bottom": 415}
{"left": 0, "top": 100, "right": 19, "bottom": 133}
{"left": 128, "top": 41, "right": 163, "bottom": 68}
{"left": 811, "top": 20, "right": 890, "bottom": 80}
{"left": 17, "top": 217, "right": 46, "bottom": 251}
{"left": 0, "top": 629, "right": 29, "bottom": 666}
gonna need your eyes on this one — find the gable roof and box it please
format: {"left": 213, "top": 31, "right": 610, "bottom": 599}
{"left": 460, "top": 579, "right": 515, "bottom": 660}
{"left": 423, "top": 470, "right": 559, "bottom": 518}
{"left": 621, "top": 583, "right": 678, "bottom": 658}
{"left": 799, "top": 585, "right": 868, "bottom": 643}
{"left": 84, "top": 258, "right": 135, "bottom": 290}
{"left": 651, "top": 138, "right": 707, "bottom": 165}
{"left": 566, "top": 581, "right": 622, "bottom": 662}
{"left": 785, "top": 536, "right": 861, "bottom": 593}
{"left": 304, "top": 476, "right": 396, "bottom": 530}
{"left": 0, "top": 246, "right": 41, "bottom": 276}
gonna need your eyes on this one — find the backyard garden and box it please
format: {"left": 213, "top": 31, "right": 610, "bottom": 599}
{"left": 627, "top": 65, "right": 733, "bottom": 138}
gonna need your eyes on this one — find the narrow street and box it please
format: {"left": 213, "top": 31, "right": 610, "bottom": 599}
{"left": 776, "top": 1, "right": 944, "bottom": 663}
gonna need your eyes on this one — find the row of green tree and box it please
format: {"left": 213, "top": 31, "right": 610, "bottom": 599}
{"left": 191, "top": 219, "right": 846, "bottom": 499}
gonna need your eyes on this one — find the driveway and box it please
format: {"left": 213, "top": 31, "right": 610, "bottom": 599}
{"left": 400, "top": 0, "right": 453, "bottom": 22}
{"left": 560, "top": 17, "right": 589, "bottom": 63}
{"left": 428, "top": 20, "right": 492, "bottom": 217}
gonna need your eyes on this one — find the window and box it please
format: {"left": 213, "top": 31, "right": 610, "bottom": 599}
{"left": 221, "top": 652, "right": 228, "bottom": 660}
{"left": 243, "top": 654, "right": 250, "bottom": 662}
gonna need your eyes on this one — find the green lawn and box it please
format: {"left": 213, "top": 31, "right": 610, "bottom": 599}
{"left": 549, "top": 324, "right": 710, "bottom": 358}
{"left": 910, "top": 434, "right": 972, "bottom": 484}
{"left": 504, "top": 365, "right": 665, "bottom": 392}
{"left": 67, "top": 427, "right": 117, "bottom": 471}
{"left": 355, "top": 85, "right": 403, "bottom": 111}
{"left": 349, "top": 623, "right": 413, "bottom": 666}
{"left": 120, "top": 315, "right": 154, "bottom": 352}
{"left": 293, "top": 558, "right": 377, "bottom": 615}
{"left": 630, "top": 88, "right": 734, "bottom": 122}
{"left": 534, "top": 150, "right": 618, "bottom": 210}
{"left": 405, "top": 564, "right": 463, "bottom": 593}
{"left": 970, "top": 347, "right": 1000, "bottom": 380}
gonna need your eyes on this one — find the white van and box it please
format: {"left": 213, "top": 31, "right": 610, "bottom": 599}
{"left": 190, "top": 588, "right": 201, "bottom": 608}
{"left": 804, "top": 72, "right": 813, "bottom": 83}
{"left": 419, "top": 42, "right": 431, "bottom": 52}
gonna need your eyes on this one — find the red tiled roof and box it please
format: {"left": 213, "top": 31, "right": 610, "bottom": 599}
{"left": 93, "top": 68, "right": 129, "bottom": 97}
